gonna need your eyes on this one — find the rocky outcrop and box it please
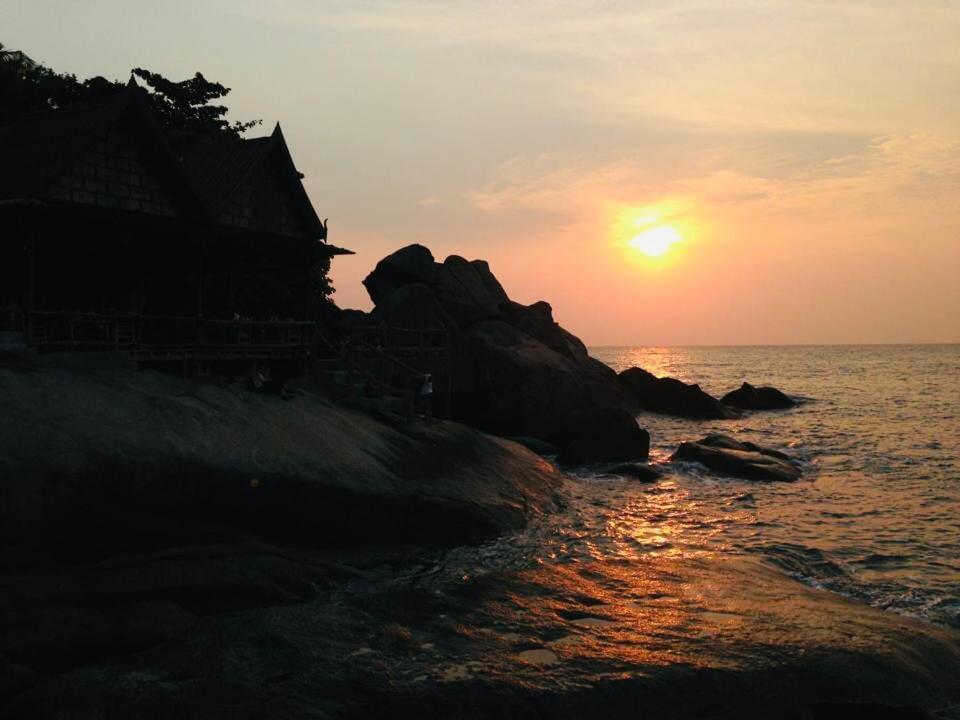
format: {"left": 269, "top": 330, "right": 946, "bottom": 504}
{"left": 618, "top": 367, "right": 737, "bottom": 420}
{"left": 361, "top": 243, "right": 438, "bottom": 306}
{"left": 722, "top": 382, "right": 797, "bottom": 410}
{"left": 549, "top": 406, "right": 650, "bottom": 465}
{"left": 5, "top": 556, "right": 958, "bottom": 719}
{"left": 671, "top": 434, "right": 801, "bottom": 481}
{"left": 596, "top": 462, "right": 662, "bottom": 482}
{"left": 0, "top": 368, "right": 564, "bottom": 554}
{"left": 359, "top": 245, "right": 637, "bottom": 440}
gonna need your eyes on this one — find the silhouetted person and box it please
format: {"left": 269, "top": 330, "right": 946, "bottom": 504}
{"left": 420, "top": 373, "right": 434, "bottom": 420}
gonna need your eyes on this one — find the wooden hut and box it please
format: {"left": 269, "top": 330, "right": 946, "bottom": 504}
{"left": 0, "top": 80, "right": 350, "bottom": 369}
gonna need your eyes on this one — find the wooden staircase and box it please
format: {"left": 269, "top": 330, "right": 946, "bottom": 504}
{"left": 313, "top": 323, "right": 451, "bottom": 419}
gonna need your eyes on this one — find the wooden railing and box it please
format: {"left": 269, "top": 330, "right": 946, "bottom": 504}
{"left": 25, "top": 310, "right": 315, "bottom": 353}
{"left": 313, "top": 321, "right": 453, "bottom": 417}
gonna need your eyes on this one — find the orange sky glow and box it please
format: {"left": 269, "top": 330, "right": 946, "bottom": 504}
{"left": 6, "top": 1, "right": 959, "bottom": 344}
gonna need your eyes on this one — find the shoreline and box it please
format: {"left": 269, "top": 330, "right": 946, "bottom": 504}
{"left": 1, "top": 364, "right": 959, "bottom": 717}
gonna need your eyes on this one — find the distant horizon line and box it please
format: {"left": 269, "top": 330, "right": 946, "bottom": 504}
{"left": 586, "top": 342, "right": 960, "bottom": 349}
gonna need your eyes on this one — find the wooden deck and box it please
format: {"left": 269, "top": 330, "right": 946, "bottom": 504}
{"left": 23, "top": 310, "right": 316, "bottom": 362}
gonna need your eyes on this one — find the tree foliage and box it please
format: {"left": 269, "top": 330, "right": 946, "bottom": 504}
{"left": 131, "top": 68, "right": 260, "bottom": 142}
{"left": 0, "top": 42, "right": 259, "bottom": 142}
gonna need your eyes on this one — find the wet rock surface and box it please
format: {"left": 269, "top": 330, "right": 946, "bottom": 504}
{"left": 722, "top": 382, "right": 797, "bottom": 410}
{"left": 595, "top": 462, "right": 663, "bottom": 482}
{"left": 3, "top": 553, "right": 957, "bottom": 719}
{"left": 619, "top": 367, "right": 737, "bottom": 420}
{"left": 671, "top": 434, "right": 802, "bottom": 482}
{"left": 551, "top": 406, "right": 650, "bottom": 465}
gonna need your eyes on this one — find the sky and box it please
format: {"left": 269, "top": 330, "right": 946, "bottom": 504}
{"left": 4, "top": 0, "right": 959, "bottom": 345}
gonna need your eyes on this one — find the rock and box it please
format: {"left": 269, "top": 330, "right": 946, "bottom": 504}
{"left": 362, "top": 244, "right": 438, "bottom": 305}
{"left": 358, "top": 245, "right": 638, "bottom": 440}
{"left": 452, "top": 319, "right": 632, "bottom": 439}
{"left": 722, "top": 382, "right": 797, "bottom": 410}
{"left": 618, "top": 367, "right": 737, "bottom": 420}
{"left": 106, "top": 601, "right": 198, "bottom": 647}
{"left": 370, "top": 282, "right": 450, "bottom": 330}
{"left": 0, "top": 654, "right": 40, "bottom": 703}
{"left": 6, "top": 557, "right": 960, "bottom": 720}
{"left": 551, "top": 407, "right": 650, "bottom": 465}
{"left": 0, "top": 368, "right": 564, "bottom": 553}
{"left": 596, "top": 463, "right": 662, "bottom": 482}
{"left": 506, "top": 436, "right": 561, "bottom": 457}
{"left": 434, "top": 255, "right": 509, "bottom": 327}
{"left": 671, "top": 434, "right": 801, "bottom": 481}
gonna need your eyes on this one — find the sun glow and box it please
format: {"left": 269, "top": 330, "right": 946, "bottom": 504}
{"left": 629, "top": 225, "right": 683, "bottom": 257}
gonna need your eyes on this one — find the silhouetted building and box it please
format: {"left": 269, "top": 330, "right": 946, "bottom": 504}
{"left": 0, "top": 80, "right": 350, "bottom": 366}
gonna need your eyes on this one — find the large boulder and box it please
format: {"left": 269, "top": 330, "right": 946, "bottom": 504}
{"left": 435, "top": 255, "right": 509, "bottom": 327}
{"left": 370, "top": 282, "right": 450, "bottom": 330}
{"left": 359, "top": 245, "right": 638, "bottom": 439}
{"left": 619, "top": 367, "right": 737, "bottom": 420}
{"left": 450, "top": 319, "right": 632, "bottom": 438}
{"left": 362, "top": 244, "right": 438, "bottom": 306}
{"left": 549, "top": 406, "right": 650, "bottom": 465}
{"left": 0, "top": 368, "right": 565, "bottom": 553}
{"left": 671, "top": 434, "right": 801, "bottom": 482}
{"left": 721, "top": 382, "right": 797, "bottom": 410}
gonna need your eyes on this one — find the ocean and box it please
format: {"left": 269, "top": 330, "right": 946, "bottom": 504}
{"left": 441, "top": 344, "right": 960, "bottom": 628}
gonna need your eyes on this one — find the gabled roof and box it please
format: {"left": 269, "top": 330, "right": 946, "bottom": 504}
{"left": 0, "top": 84, "right": 350, "bottom": 253}
{"left": 177, "top": 123, "right": 328, "bottom": 239}
{"left": 176, "top": 135, "right": 275, "bottom": 212}
{"left": 0, "top": 80, "right": 204, "bottom": 217}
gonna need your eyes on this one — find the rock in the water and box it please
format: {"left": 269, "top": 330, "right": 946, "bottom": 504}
{"left": 619, "top": 367, "right": 737, "bottom": 420}
{"left": 506, "top": 436, "right": 561, "bottom": 457}
{"left": 362, "top": 244, "right": 438, "bottom": 305}
{"left": 722, "top": 382, "right": 797, "bottom": 410}
{"left": 453, "top": 319, "right": 632, "bottom": 439}
{"left": 671, "top": 434, "right": 801, "bottom": 481}
{"left": 596, "top": 463, "right": 662, "bottom": 482}
{"left": 551, "top": 407, "right": 650, "bottom": 465}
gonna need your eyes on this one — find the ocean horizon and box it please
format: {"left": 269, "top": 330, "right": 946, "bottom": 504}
{"left": 434, "top": 344, "right": 960, "bottom": 628}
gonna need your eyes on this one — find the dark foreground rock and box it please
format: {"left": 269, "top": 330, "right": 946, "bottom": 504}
{"left": 618, "top": 367, "right": 737, "bottom": 420}
{"left": 551, "top": 407, "right": 650, "bottom": 466}
{"left": 355, "top": 245, "right": 637, "bottom": 440}
{"left": 0, "top": 368, "right": 564, "bottom": 554}
{"left": 671, "top": 434, "right": 801, "bottom": 481}
{"left": 722, "top": 382, "right": 797, "bottom": 410}
{"left": 4, "top": 555, "right": 957, "bottom": 720}
{"left": 596, "top": 462, "right": 663, "bottom": 482}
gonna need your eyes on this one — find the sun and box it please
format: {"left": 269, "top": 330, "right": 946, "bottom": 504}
{"left": 629, "top": 225, "right": 683, "bottom": 257}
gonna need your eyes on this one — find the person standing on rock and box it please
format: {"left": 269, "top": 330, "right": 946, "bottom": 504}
{"left": 420, "top": 373, "right": 434, "bottom": 420}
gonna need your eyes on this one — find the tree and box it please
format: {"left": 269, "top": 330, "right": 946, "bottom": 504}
{"left": 131, "top": 68, "right": 260, "bottom": 143}
{"left": 0, "top": 42, "right": 259, "bottom": 142}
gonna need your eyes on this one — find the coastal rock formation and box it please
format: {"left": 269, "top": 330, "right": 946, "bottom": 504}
{"left": 361, "top": 243, "right": 437, "bottom": 305}
{"left": 618, "top": 366, "right": 737, "bottom": 419}
{"left": 722, "top": 381, "right": 797, "bottom": 410}
{"left": 359, "top": 244, "right": 637, "bottom": 439}
{"left": 5, "top": 556, "right": 958, "bottom": 719}
{"left": 0, "top": 368, "right": 564, "bottom": 553}
{"left": 549, "top": 406, "right": 650, "bottom": 465}
{"left": 596, "top": 462, "right": 663, "bottom": 482}
{"left": 671, "top": 434, "right": 801, "bottom": 481}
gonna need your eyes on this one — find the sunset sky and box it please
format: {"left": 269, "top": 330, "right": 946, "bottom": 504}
{"left": 5, "top": 1, "right": 959, "bottom": 345}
